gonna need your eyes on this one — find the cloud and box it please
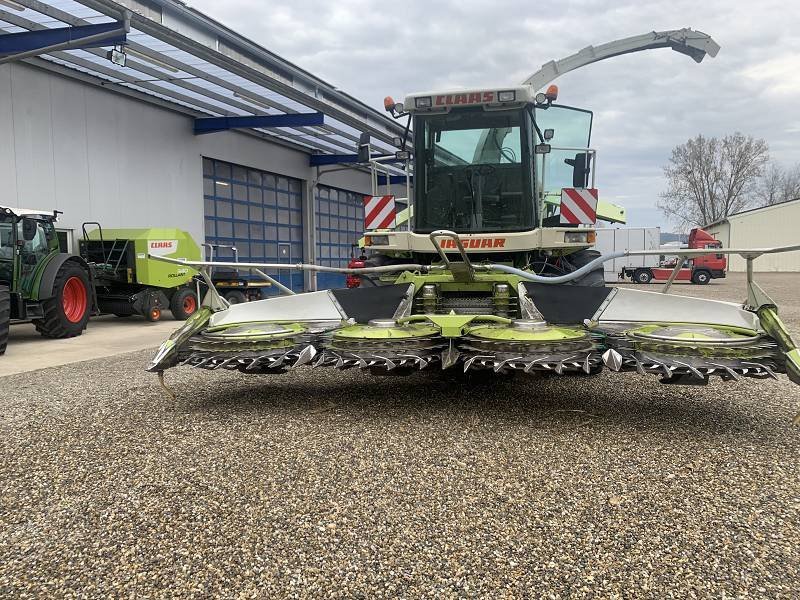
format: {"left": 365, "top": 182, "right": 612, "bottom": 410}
{"left": 188, "top": 0, "right": 800, "bottom": 230}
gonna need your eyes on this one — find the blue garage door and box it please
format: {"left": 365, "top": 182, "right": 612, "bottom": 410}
{"left": 203, "top": 158, "right": 304, "bottom": 293}
{"left": 315, "top": 185, "right": 365, "bottom": 290}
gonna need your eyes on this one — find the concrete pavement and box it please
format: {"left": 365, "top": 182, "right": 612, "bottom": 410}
{"left": 1, "top": 315, "right": 180, "bottom": 376}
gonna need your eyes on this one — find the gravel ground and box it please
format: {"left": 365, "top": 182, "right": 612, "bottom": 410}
{"left": 1, "top": 273, "right": 798, "bottom": 597}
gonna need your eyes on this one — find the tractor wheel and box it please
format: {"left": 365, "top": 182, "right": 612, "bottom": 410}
{"left": 692, "top": 270, "right": 711, "bottom": 285}
{"left": 223, "top": 290, "right": 247, "bottom": 305}
{"left": 564, "top": 249, "right": 605, "bottom": 287}
{"left": 0, "top": 285, "right": 10, "bottom": 356}
{"left": 170, "top": 287, "right": 198, "bottom": 320}
{"left": 634, "top": 269, "right": 653, "bottom": 284}
{"left": 146, "top": 306, "right": 162, "bottom": 322}
{"left": 34, "top": 261, "right": 91, "bottom": 339}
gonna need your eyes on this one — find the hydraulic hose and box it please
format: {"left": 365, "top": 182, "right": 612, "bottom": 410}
{"left": 486, "top": 252, "right": 627, "bottom": 284}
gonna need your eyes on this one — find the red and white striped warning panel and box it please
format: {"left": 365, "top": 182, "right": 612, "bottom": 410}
{"left": 560, "top": 188, "right": 598, "bottom": 225}
{"left": 364, "top": 195, "right": 396, "bottom": 230}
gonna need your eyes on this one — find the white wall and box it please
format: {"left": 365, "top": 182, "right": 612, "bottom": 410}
{"left": 0, "top": 61, "right": 374, "bottom": 248}
{"left": 725, "top": 201, "right": 800, "bottom": 272}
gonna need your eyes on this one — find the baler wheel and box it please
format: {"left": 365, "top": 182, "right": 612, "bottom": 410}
{"left": 146, "top": 307, "right": 162, "bottom": 322}
{"left": 34, "top": 262, "right": 91, "bottom": 339}
{"left": 0, "top": 285, "right": 10, "bottom": 355}
{"left": 170, "top": 287, "right": 198, "bottom": 320}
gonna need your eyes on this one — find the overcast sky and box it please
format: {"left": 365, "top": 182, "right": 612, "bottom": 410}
{"left": 189, "top": 0, "right": 800, "bottom": 231}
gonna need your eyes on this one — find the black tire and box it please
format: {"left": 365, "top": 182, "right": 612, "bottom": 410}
{"left": 633, "top": 269, "right": 653, "bottom": 284}
{"left": 692, "top": 270, "right": 711, "bottom": 285}
{"left": 224, "top": 290, "right": 247, "bottom": 305}
{"left": 34, "top": 261, "right": 91, "bottom": 339}
{"left": 563, "top": 249, "right": 605, "bottom": 287}
{"left": 0, "top": 285, "right": 10, "bottom": 356}
{"left": 146, "top": 306, "right": 162, "bottom": 322}
{"left": 170, "top": 287, "right": 199, "bottom": 320}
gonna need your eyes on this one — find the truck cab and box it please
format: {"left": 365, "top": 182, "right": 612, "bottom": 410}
{"left": 623, "top": 227, "right": 726, "bottom": 285}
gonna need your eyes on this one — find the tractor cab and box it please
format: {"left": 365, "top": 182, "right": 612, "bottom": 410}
{"left": 0, "top": 207, "right": 60, "bottom": 297}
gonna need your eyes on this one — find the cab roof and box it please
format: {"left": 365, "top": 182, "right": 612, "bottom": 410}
{"left": 404, "top": 85, "right": 535, "bottom": 113}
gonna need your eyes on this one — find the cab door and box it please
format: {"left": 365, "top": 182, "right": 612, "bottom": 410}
{"left": 17, "top": 218, "right": 57, "bottom": 297}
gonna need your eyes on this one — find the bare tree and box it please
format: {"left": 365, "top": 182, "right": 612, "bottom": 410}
{"left": 757, "top": 162, "right": 800, "bottom": 206}
{"left": 658, "top": 133, "right": 769, "bottom": 229}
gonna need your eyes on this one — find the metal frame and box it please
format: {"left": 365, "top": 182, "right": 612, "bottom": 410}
{"left": 0, "top": 17, "right": 129, "bottom": 64}
{"left": 3, "top": 0, "right": 405, "bottom": 161}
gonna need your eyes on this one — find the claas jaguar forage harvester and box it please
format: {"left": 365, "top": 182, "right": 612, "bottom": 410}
{"left": 146, "top": 29, "right": 800, "bottom": 418}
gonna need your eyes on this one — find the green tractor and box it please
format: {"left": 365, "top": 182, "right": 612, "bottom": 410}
{"left": 0, "top": 206, "right": 95, "bottom": 355}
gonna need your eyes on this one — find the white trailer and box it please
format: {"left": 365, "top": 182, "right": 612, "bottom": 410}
{"left": 594, "top": 227, "right": 661, "bottom": 283}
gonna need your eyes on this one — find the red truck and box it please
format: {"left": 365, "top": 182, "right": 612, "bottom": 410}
{"left": 621, "top": 228, "right": 726, "bottom": 285}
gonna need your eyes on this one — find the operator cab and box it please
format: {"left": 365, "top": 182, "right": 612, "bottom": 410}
{"left": 406, "top": 85, "right": 595, "bottom": 235}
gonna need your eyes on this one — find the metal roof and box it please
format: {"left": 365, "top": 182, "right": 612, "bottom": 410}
{"left": 0, "top": 0, "right": 406, "bottom": 161}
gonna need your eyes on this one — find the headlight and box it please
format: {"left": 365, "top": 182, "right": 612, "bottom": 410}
{"left": 497, "top": 90, "right": 516, "bottom": 102}
{"left": 415, "top": 96, "right": 432, "bottom": 108}
{"left": 366, "top": 235, "right": 390, "bottom": 246}
{"left": 564, "top": 231, "right": 589, "bottom": 244}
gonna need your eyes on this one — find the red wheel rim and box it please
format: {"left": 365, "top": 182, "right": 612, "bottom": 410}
{"left": 62, "top": 276, "right": 88, "bottom": 323}
{"left": 182, "top": 294, "right": 197, "bottom": 314}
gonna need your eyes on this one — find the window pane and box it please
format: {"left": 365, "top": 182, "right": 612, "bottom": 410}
{"left": 250, "top": 204, "right": 263, "bottom": 222}
{"left": 234, "top": 222, "right": 249, "bottom": 239}
{"left": 216, "top": 201, "right": 232, "bottom": 219}
{"left": 250, "top": 223, "right": 264, "bottom": 240}
{"left": 233, "top": 184, "right": 248, "bottom": 202}
{"left": 215, "top": 181, "right": 231, "bottom": 198}
{"left": 232, "top": 165, "right": 247, "bottom": 182}
{"left": 215, "top": 162, "right": 231, "bottom": 179}
{"left": 233, "top": 202, "right": 248, "bottom": 220}
{"left": 248, "top": 170, "right": 262, "bottom": 186}
{"left": 203, "top": 158, "right": 214, "bottom": 176}
{"left": 217, "top": 220, "right": 233, "bottom": 237}
{"left": 203, "top": 178, "right": 214, "bottom": 196}
{"left": 204, "top": 197, "right": 215, "bottom": 216}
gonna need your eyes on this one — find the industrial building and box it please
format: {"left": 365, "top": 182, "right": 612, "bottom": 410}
{"left": 0, "top": 0, "right": 407, "bottom": 291}
{"left": 704, "top": 198, "right": 800, "bottom": 272}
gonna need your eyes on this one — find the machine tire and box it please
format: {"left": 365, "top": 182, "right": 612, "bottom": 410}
{"left": 146, "top": 306, "right": 162, "bottom": 322}
{"left": 692, "top": 270, "right": 711, "bottom": 285}
{"left": 170, "top": 287, "right": 198, "bottom": 320}
{"left": 0, "top": 285, "right": 10, "bottom": 356}
{"left": 34, "top": 261, "right": 91, "bottom": 339}
{"left": 564, "top": 249, "right": 605, "bottom": 287}
{"left": 224, "top": 290, "right": 247, "bottom": 305}
{"left": 633, "top": 269, "right": 653, "bottom": 284}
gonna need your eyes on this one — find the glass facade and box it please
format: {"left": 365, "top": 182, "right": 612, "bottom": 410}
{"left": 203, "top": 158, "right": 304, "bottom": 293}
{"left": 315, "top": 185, "right": 365, "bottom": 290}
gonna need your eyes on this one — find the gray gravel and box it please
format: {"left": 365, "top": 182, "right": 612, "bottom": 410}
{"left": 1, "top": 272, "right": 799, "bottom": 597}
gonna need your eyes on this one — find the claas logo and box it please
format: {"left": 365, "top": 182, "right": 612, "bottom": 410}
{"left": 150, "top": 241, "right": 174, "bottom": 249}
{"left": 441, "top": 238, "right": 506, "bottom": 249}
{"left": 435, "top": 91, "right": 494, "bottom": 107}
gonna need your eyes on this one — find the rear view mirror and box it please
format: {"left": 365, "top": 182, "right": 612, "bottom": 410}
{"left": 21, "top": 217, "right": 37, "bottom": 242}
{"left": 534, "top": 144, "right": 552, "bottom": 154}
{"left": 564, "top": 152, "right": 591, "bottom": 187}
{"left": 357, "top": 133, "right": 371, "bottom": 163}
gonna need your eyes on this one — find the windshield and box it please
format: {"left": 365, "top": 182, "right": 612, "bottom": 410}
{"left": 414, "top": 108, "right": 534, "bottom": 233}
